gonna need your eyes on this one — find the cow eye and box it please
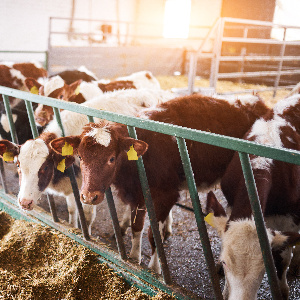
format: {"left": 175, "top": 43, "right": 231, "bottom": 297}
{"left": 59, "top": 95, "right": 64, "bottom": 99}
{"left": 78, "top": 156, "right": 81, "bottom": 160}
{"left": 16, "top": 163, "right": 20, "bottom": 168}
{"left": 109, "top": 157, "right": 115, "bottom": 163}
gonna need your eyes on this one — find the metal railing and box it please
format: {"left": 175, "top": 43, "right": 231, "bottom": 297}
{"left": 1, "top": 86, "right": 300, "bottom": 299}
{"left": 188, "top": 17, "right": 300, "bottom": 95}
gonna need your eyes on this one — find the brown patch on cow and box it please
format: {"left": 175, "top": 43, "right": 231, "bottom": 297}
{"left": 145, "top": 72, "right": 152, "bottom": 80}
{"left": 13, "top": 63, "right": 47, "bottom": 79}
{"left": 98, "top": 80, "right": 136, "bottom": 93}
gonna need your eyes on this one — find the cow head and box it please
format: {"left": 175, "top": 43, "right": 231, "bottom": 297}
{"left": 0, "top": 135, "right": 74, "bottom": 210}
{"left": 206, "top": 191, "right": 300, "bottom": 300}
{"left": 25, "top": 77, "right": 82, "bottom": 127}
{"left": 50, "top": 122, "right": 148, "bottom": 205}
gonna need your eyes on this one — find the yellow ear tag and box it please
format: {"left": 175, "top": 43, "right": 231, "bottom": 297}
{"left": 127, "top": 145, "right": 138, "bottom": 161}
{"left": 57, "top": 159, "right": 66, "bottom": 173}
{"left": 61, "top": 142, "right": 73, "bottom": 156}
{"left": 204, "top": 213, "right": 215, "bottom": 228}
{"left": 30, "top": 86, "right": 39, "bottom": 95}
{"left": 3, "top": 151, "right": 14, "bottom": 162}
{"left": 74, "top": 85, "right": 81, "bottom": 95}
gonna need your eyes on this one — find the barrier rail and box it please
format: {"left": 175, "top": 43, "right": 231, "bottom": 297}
{"left": 1, "top": 86, "right": 300, "bottom": 299}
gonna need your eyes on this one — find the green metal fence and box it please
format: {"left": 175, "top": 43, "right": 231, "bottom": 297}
{"left": 0, "top": 86, "right": 300, "bottom": 299}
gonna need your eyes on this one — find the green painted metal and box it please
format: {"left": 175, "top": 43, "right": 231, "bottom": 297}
{"left": 238, "top": 152, "right": 283, "bottom": 300}
{"left": 2, "top": 94, "right": 18, "bottom": 143}
{"left": 52, "top": 106, "right": 90, "bottom": 240}
{"left": 176, "top": 137, "right": 223, "bottom": 300}
{"left": 127, "top": 125, "right": 172, "bottom": 285}
{"left": 0, "top": 87, "right": 299, "bottom": 166}
{"left": 24, "top": 99, "right": 39, "bottom": 139}
{"left": 1, "top": 86, "right": 300, "bottom": 299}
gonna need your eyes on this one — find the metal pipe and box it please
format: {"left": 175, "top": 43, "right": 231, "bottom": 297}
{"left": 176, "top": 137, "right": 223, "bottom": 300}
{"left": 238, "top": 152, "right": 283, "bottom": 300}
{"left": 127, "top": 125, "right": 172, "bottom": 285}
{"left": 3, "top": 95, "right": 18, "bottom": 144}
{"left": 53, "top": 107, "right": 90, "bottom": 240}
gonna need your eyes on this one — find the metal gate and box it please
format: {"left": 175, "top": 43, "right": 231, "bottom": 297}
{"left": 0, "top": 86, "right": 300, "bottom": 299}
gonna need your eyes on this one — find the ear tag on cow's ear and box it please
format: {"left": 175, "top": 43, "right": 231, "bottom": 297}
{"left": 75, "top": 85, "right": 80, "bottom": 95}
{"left": 204, "top": 213, "right": 215, "bottom": 228}
{"left": 3, "top": 151, "right": 14, "bottom": 162}
{"left": 62, "top": 142, "right": 73, "bottom": 156}
{"left": 57, "top": 159, "right": 66, "bottom": 173}
{"left": 127, "top": 145, "right": 138, "bottom": 161}
{"left": 30, "top": 86, "right": 39, "bottom": 95}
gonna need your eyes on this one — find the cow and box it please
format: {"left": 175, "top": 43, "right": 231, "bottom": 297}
{"left": 48, "top": 94, "right": 269, "bottom": 274}
{"left": 206, "top": 94, "right": 300, "bottom": 299}
{"left": 0, "top": 61, "right": 47, "bottom": 103}
{"left": 0, "top": 88, "right": 176, "bottom": 235}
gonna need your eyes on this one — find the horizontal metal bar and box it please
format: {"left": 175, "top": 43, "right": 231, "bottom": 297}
{"left": 219, "top": 55, "right": 300, "bottom": 62}
{"left": 1, "top": 86, "right": 300, "bottom": 166}
{"left": 217, "top": 69, "right": 300, "bottom": 79}
{"left": 222, "top": 37, "right": 300, "bottom": 45}
{"left": 223, "top": 17, "right": 300, "bottom": 29}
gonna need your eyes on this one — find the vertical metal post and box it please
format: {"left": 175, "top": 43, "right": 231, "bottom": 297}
{"left": 238, "top": 27, "right": 248, "bottom": 83}
{"left": 105, "top": 187, "right": 127, "bottom": 260}
{"left": 127, "top": 125, "right": 172, "bottom": 284}
{"left": 3, "top": 95, "right": 18, "bottom": 144}
{"left": 210, "top": 18, "right": 225, "bottom": 89}
{"left": 273, "top": 28, "right": 287, "bottom": 97}
{"left": 176, "top": 137, "right": 223, "bottom": 300}
{"left": 187, "top": 51, "right": 197, "bottom": 95}
{"left": 238, "top": 152, "right": 283, "bottom": 300}
{"left": 25, "top": 101, "right": 59, "bottom": 222}
{"left": 53, "top": 107, "right": 90, "bottom": 240}
{"left": 87, "top": 114, "right": 127, "bottom": 259}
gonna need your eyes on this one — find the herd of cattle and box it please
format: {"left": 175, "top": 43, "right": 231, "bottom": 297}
{"left": 0, "top": 61, "right": 299, "bottom": 299}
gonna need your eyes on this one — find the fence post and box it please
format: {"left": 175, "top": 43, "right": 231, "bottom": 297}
{"left": 127, "top": 125, "right": 172, "bottom": 285}
{"left": 176, "top": 137, "right": 223, "bottom": 300}
{"left": 238, "top": 152, "right": 283, "bottom": 300}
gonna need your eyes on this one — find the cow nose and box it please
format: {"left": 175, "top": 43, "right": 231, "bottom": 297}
{"left": 80, "top": 190, "right": 102, "bottom": 205}
{"left": 19, "top": 198, "right": 34, "bottom": 210}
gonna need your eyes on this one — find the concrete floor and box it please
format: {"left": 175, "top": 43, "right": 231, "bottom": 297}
{"left": 2, "top": 163, "right": 300, "bottom": 299}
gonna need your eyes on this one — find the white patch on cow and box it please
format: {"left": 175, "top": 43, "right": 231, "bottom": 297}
{"left": 273, "top": 94, "right": 300, "bottom": 115}
{"left": 214, "top": 94, "right": 260, "bottom": 107}
{"left": 17, "top": 139, "right": 49, "bottom": 204}
{"left": 9, "top": 69, "right": 26, "bottom": 90}
{"left": 44, "top": 76, "right": 64, "bottom": 97}
{"left": 1, "top": 114, "right": 18, "bottom": 132}
{"left": 247, "top": 115, "right": 287, "bottom": 170}
{"left": 117, "top": 71, "right": 161, "bottom": 90}
{"left": 220, "top": 219, "right": 274, "bottom": 300}
{"left": 77, "top": 65, "right": 98, "bottom": 80}
{"left": 148, "top": 249, "right": 161, "bottom": 274}
{"left": 79, "top": 81, "right": 103, "bottom": 101}
{"left": 85, "top": 126, "right": 111, "bottom": 147}
{"left": 129, "top": 229, "right": 144, "bottom": 264}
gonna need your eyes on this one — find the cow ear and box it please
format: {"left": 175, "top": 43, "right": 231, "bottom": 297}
{"left": 271, "top": 231, "right": 300, "bottom": 250}
{"left": 205, "top": 191, "right": 228, "bottom": 234}
{"left": 0, "top": 140, "right": 20, "bottom": 163}
{"left": 25, "top": 78, "right": 42, "bottom": 94}
{"left": 120, "top": 137, "right": 148, "bottom": 157}
{"left": 50, "top": 136, "right": 81, "bottom": 156}
{"left": 69, "top": 80, "right": 82, "bottom": 96}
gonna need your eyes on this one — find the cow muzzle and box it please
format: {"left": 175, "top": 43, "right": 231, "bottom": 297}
{"left": 18, "top": 198, "right": 34, "bottom": 210}
{"left": 80, "top": 190, "right": 103, "bottom": 205}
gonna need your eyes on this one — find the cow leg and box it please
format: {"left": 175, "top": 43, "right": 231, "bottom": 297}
{"left": 82, "top": 203, "right": 97, "bottom": 235}
{"left": 129, "top": 204, "right": 146, "bottom": 264}
{"left": 289, "top": 245, "right": 300, "bottom": 276}
{"left": 65, "top": 194, "right": 78, "bottom": 228}
{"left": 164, "top": 209, "right": 173, "bottom": 240}
{"left": 119, "top": 204, "right": 131, "bottom": 236}
{"left": 273, "top": 247, "right": 293, "bottom": 300}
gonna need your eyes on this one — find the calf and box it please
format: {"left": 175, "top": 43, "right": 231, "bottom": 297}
{"left": 0, "top": 88, "right": 175, "bottom": 234}
{"left": 206, "top": 94, "right": 300, "bottom": 299}
{"left": 49, "top": 94, "right": 269, "bottom": 273}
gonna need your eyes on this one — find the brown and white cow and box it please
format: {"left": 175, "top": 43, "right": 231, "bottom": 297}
{"left": 49, "top": 94, "right": 269, "bottom": 273}
{"left": 0, "top": 88, "right": 176, "bottom": 235}
{"left": 206, "top": 94, "right": 300, "bottom": 299}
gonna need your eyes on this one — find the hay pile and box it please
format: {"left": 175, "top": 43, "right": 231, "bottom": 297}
{"left": 157, "top": 75, "right": 291, "bottom": 108}
{"left": 0, "top": 211, "right": 174, "bottom": 300}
